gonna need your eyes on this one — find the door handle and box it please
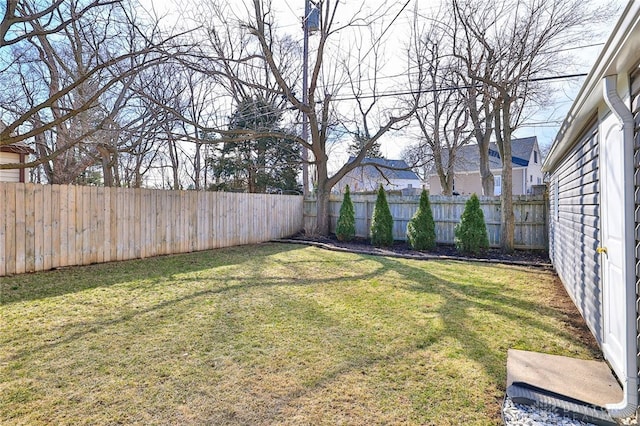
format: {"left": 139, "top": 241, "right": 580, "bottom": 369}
{"left": 597, "top": 247, "right": 608, "bottom": 254}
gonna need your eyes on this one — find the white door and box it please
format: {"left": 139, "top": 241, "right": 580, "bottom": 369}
{"left": 599, "top": 114, "right": 629, "bottom": 382}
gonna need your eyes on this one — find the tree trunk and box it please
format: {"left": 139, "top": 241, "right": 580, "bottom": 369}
{"left": 468, "top": 87, "right": 494, "bottom": 196}
{"left": 97, "top": 145, "right": 113, "bottom": 187}
{"left": 167, "top": 136, "right": 180, "bottom": 190}
{"left": 313, "top": 156, "right": 331, "bottom": 236}
{"left": 496, "top": 101, "right": 514, "bottom": 252}
{"left": 478, "top": 139, "right": 494, "bottom": 196}
{"left": 500, "top": 162, "right": 514, "bottom": 252}
{"left": 194, "top": 140, "right": 201, "bottom": 190}
{"left": 439, "top": 174, "right": 453, "bottom": 196}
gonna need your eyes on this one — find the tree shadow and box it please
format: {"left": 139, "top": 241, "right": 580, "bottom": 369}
{"left": 369, "top": 256, "right": 600, "bottom": 385}
{"left": 1, "top": 249, "right": 389, "bottom": 363}
{"left": 1, "top": 245, "right": 599, "bottom": 424}
{"left": 0, "top": 243, "right": 303, "bottom": 305}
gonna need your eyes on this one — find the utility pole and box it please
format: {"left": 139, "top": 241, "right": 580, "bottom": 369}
{"left": 301, "top": 0, "right": 310, "bottom": 197}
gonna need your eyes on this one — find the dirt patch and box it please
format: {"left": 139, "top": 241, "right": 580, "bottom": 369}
{"left": 545, "top": 275, "right": 603, "bottom": 357}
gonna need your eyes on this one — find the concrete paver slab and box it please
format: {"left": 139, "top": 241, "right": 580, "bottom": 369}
{"left": 507, "top": 349, "right": 623, "bottom": 408}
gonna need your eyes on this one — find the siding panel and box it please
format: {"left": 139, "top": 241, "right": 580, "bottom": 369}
{"left": 548, "top": 122, "right": 603, "bottom": 344}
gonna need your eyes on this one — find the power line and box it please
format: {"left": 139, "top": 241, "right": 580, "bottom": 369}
{"left": 160, "top": 72, "right": 590, "bottom": 132}
{"left": 329, "top": 72, "right": 588, "bottom": 101}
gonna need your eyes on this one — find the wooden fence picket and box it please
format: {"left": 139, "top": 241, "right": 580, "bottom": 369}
{"left": 0, "top": 183, "right": 303, "bottom": 276}
{"left": 304, "top": 194, "right": 548, "bottom": 250}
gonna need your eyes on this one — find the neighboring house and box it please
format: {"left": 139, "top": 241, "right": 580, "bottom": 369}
{"left": 334, "top": 157, "right": 423, "bottom": 194}
{"left": 0, "top": 121, "right": 29, "bottom": 183}
{"left": 428, "top": 136, "right": 544, "bottom": 196}
{"left": 536, "top": 2, "right": 640, "bottom": 420}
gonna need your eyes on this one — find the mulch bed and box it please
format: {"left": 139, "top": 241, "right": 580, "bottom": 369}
{"left": 277, "top": 233, "right": 552, "bottom": 268}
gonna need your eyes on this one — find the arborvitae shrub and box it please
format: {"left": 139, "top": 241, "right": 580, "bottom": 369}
{"left": 407, "top": 189, "right": 436, "bottom": 250}
{"left": 454, "top": 193, "right": 489, "bottom": 254}
{"left": 370, "top": 185, "right": 394, "bottom": 247}
{"left": 336, "top": 185, "right": 356, "bottom": 242}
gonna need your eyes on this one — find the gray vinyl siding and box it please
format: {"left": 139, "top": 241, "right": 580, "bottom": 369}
{"left": 548, "top": 122, "right": 603, "bottom": 345}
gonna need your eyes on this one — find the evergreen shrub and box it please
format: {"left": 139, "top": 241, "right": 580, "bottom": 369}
{"left": 336, "top": 185, "right": 356, "bottom": 242}
{"left": 454, "top": 193, "right": 489, "bottom": 254}
{"left": 407, "top": 189, "right": 436, "bottom": 250}
{"left": 370, "top": 185, "right": 394, "bottom": 247}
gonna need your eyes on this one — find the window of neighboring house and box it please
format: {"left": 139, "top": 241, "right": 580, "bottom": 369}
{"left": 530, "top": 175, "right": 533, "bottom": 183}
{"left": 494, "top": 175, "right": 502, "bottom": 195}
{"left": 534, "top": 151, "right": 538, "bottom": 163}
{"left": 537, "top": 177, "right": 542, "bottom": 185}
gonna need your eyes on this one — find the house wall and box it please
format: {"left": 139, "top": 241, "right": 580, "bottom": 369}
{"left": 0, "top": 152, "right": 22, "bottom": 182}
{"left": 427, "top": 174, "right": 442, "bottom": 194}
{"left": 428, "top": 169, "right": 527, "bottom": 196}
{"left": 428, "top": 172, "right": 484, "bottom": 195}
{"left": 526, "top": 144, "right": 545, "bottom": 188}
{"left": 513, "top": 169, "right": 526, "bottom": 195}
{"left": 386, "top": 178, "right": 423, "bottom": 191}
{"left": 335, "top": 171, "right": 422, "bottom": 193}
{"left": 548, "top": 121, "right": 603, "bottom": 345}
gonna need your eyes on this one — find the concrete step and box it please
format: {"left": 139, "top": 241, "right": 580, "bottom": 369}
{"left": 506, "top": 349, "right": 623, "bottom": 425}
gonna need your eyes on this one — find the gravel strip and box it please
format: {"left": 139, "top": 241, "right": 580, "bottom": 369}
{"left": 502, "top": 397, "right": 600, "bottom": 426}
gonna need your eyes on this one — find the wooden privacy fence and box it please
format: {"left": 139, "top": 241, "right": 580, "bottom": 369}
{"left": 304, "top": 194, "right": 548, "bottom": 250}
{"left": 0, "top": 183, "right": 303, "bottom": 276}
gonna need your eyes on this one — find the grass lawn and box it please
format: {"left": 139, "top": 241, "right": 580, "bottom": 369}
{"left": 1, "top": 243, "right": 600, "bottom": 425}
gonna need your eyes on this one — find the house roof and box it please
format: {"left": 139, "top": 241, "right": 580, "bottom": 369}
{"left": 0, "top": 120, "right": 31, "bottom": 154}
{"left": 435, "top": 136, "right": 537, "bottom": 174}
{"left": 0, "top": 144, "right": 31, "bottom": 155}
{"left": 543, "top": 2, "right": 640, "bottom": 172}
{"left": 346, "top": 157, "right": 421, "bottom": 181}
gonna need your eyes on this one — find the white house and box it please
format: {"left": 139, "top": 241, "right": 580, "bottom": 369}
{"left": 0, "top": 121, "right": 29, "bottom": 183}
{"left": 334, "top": 157, "right": 424, "bottom": 194}
{"left": 428, "top": 136, "right": 544, "bottom": 196}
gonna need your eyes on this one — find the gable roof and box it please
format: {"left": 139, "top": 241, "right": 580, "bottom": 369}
{"left": 437, "top": 136, "right": 537, "bottom": 173}
{"left": 346, "top": 157, "right": 421, "bottom": 181}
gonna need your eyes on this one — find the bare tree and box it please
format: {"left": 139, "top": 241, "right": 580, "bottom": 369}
{"left": 408, "top": 9, "right": 473, "bottom": 196}
{"left": 451, "top": 0, "right": 613, "bottom": 251}
{"left": 0, "top": 0, "right": 184, "bottom": 183}
{"left": 244, "top": 0, "right": 416, "bottom": 234}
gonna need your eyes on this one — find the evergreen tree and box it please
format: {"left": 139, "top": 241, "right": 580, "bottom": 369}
{"left": 407, "top": 189, "right": 436, "bottom": 250}
{"left": 207, "top": 96, "right": 301, "bottom": 193}
{"left": 454, "top": 194, "right": 489, "bottom": 254}
{"left": 371, "top": 185, "right": 394, "bottom": 247}
{"left": 336, "top": 185, "right": 356, "bottom": 241}
{"left": 347, "top": 130, "right": 383, "bottom": 158}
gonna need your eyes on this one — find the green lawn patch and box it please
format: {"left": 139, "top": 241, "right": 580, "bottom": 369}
{"left": 0, "top": 243, "right": 600, "bottom": 425}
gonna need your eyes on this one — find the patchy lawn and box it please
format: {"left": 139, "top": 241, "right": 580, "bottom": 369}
{"left": 0, "top": 243, "right": 600, "bottom": 425}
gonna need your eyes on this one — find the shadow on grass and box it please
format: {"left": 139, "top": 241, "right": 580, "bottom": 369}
{"left": 1, "top": 248, "right": 390, "bottom": 364}
{"left": 0, "top": 243, "right": 301, "bottom": 305}
{"left": 371, "top": 256, "right": 600, "bottom": 383}
{"left": 256, "top": 255, "right": 600, "bottom": 424}
{"left": 1, "top": 244, "right": 600, "bottom": 424}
